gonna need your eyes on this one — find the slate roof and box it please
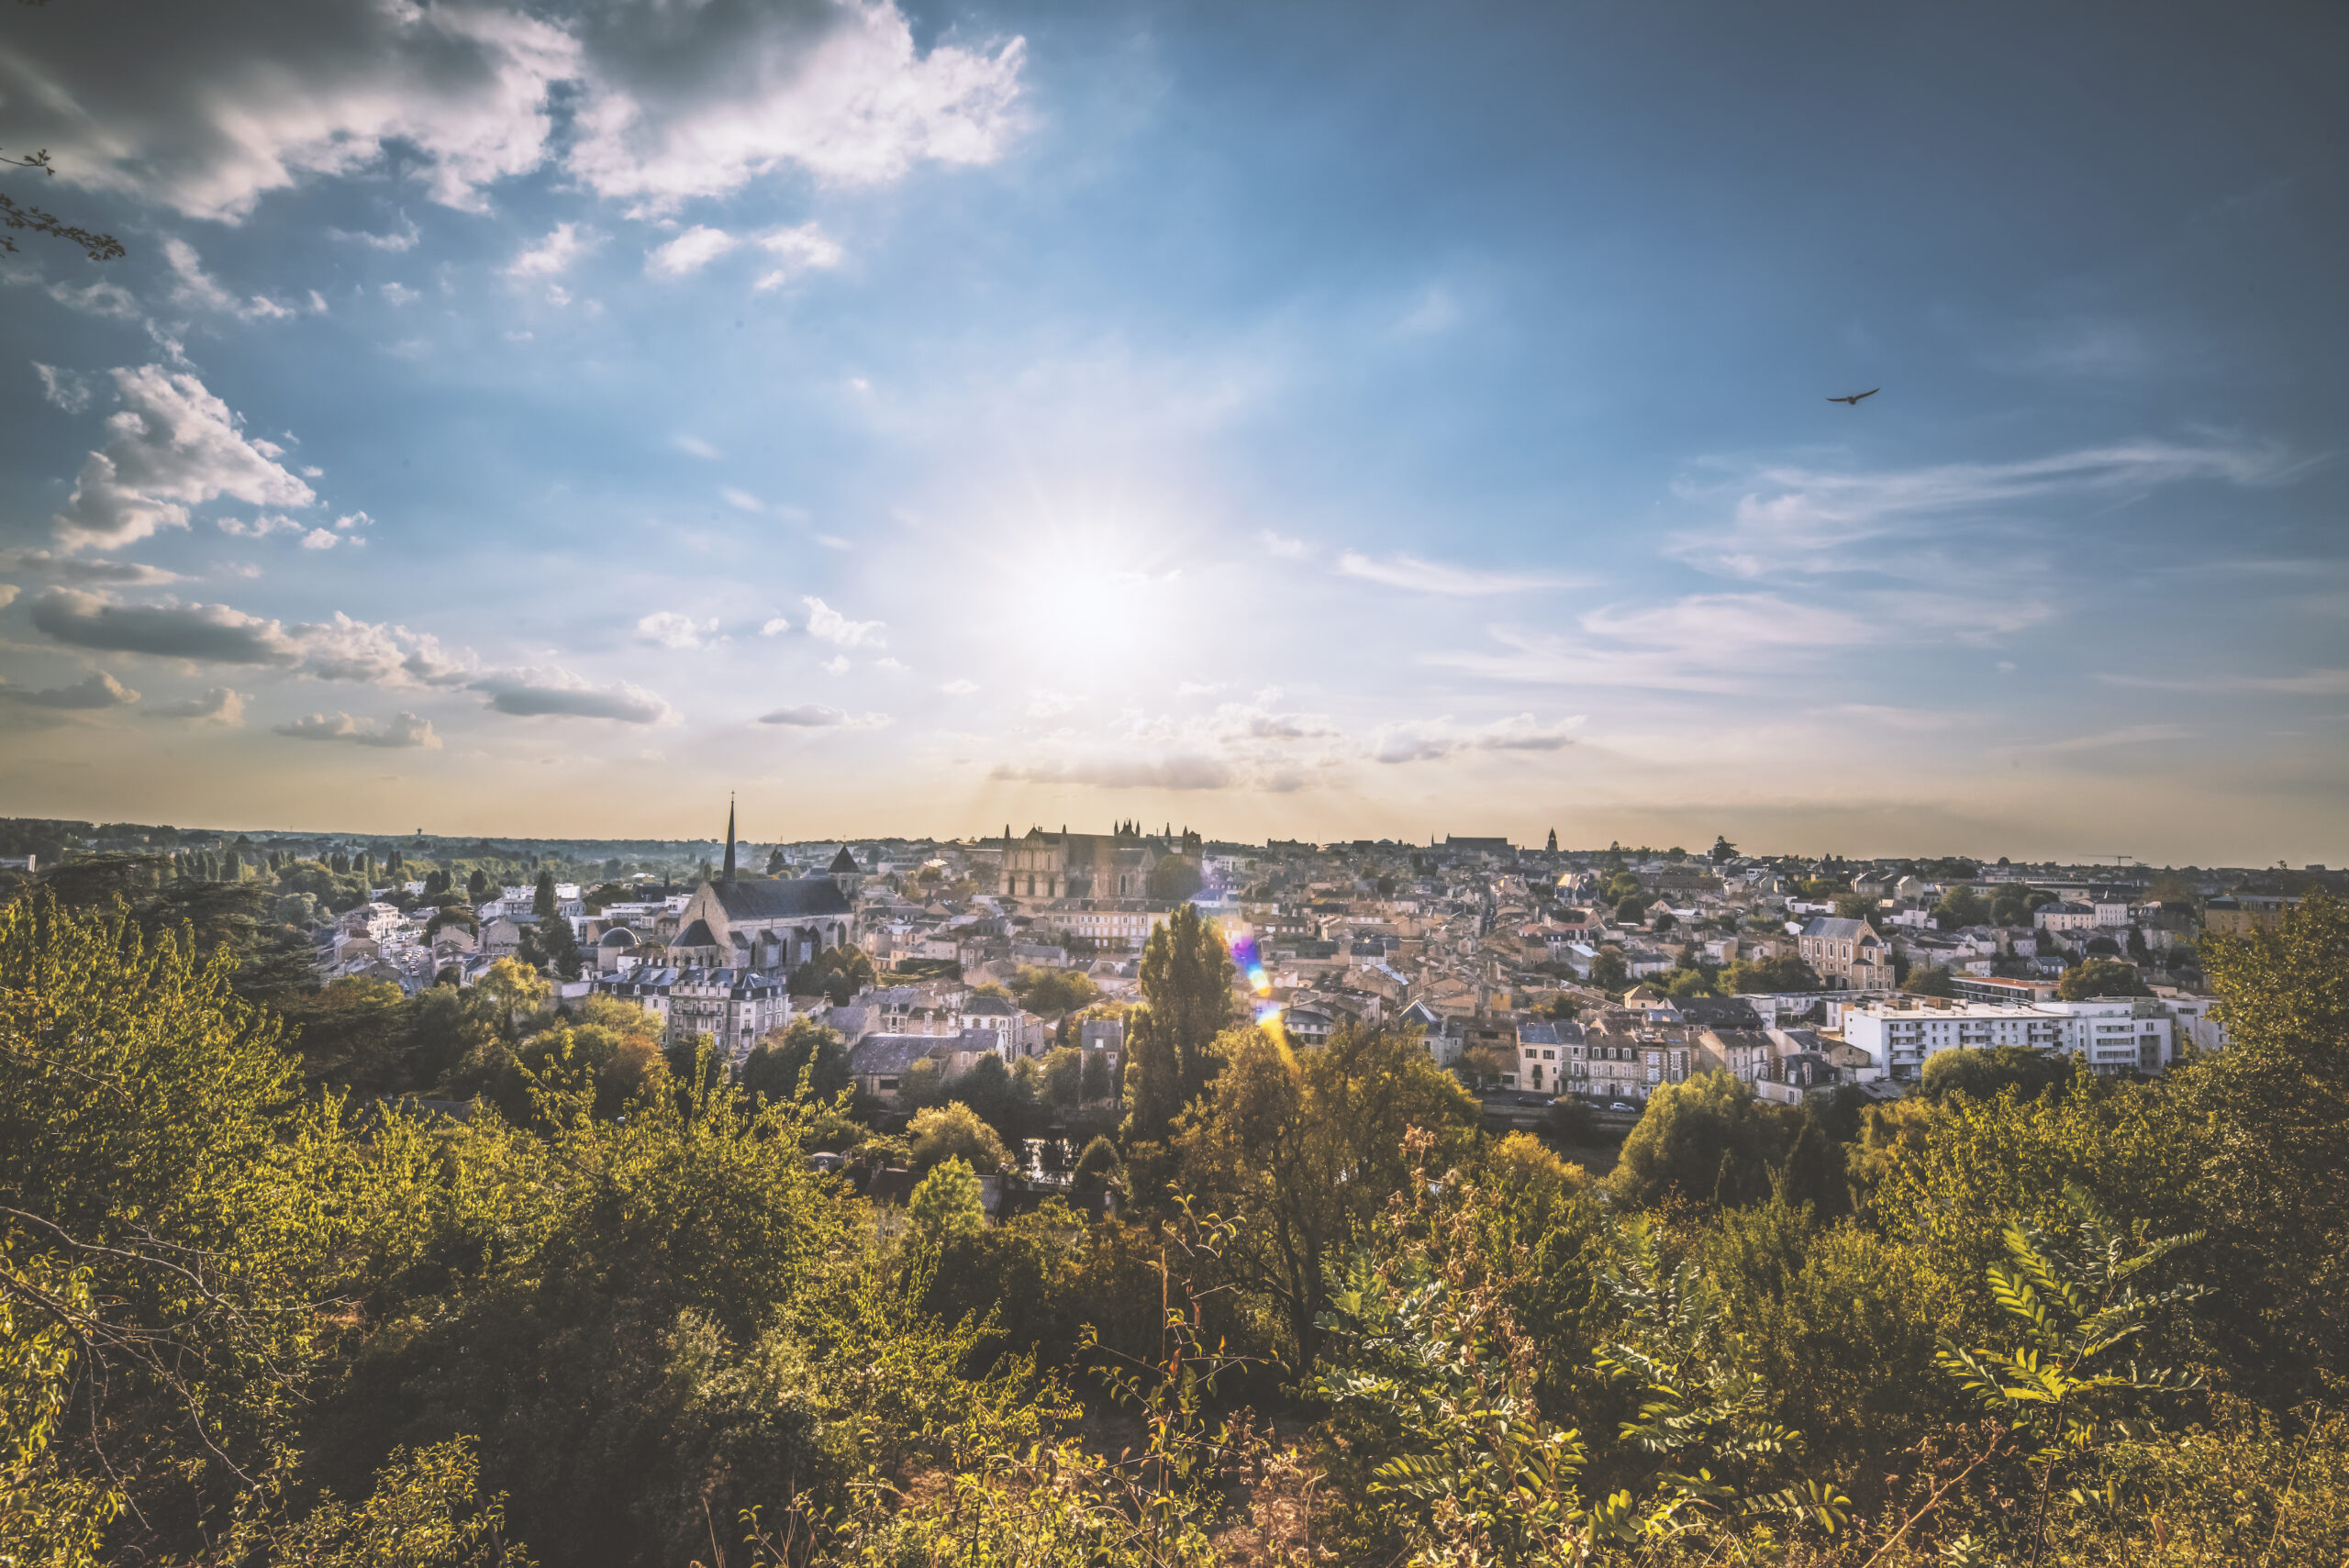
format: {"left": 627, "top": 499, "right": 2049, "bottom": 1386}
{"left": 712, "top": 878, "right": 852, "bottom": 919}
{"left": 1674, "top": 996, "right": 1766, "bottom": 1030}
{"left": 828, "top": 846, "right": 861, "bottom": 873}
{"left": 675, "top": 918, "right": 718, "bottom": 949}
{"left": 1800, "top": 917, "right": 1881, "bottom": 941}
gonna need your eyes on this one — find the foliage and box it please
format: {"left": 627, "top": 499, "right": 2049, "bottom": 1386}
{"left": 1721, "top": 953, "right": 1818, "bottom": 994}
{"left": 1009, "top": 963, "right": 1099, "bottom": 1016}
{"left": 1935, "top": 1183, "right": 2208, "bottom": 1562}
{"left": 2057, "top": 957, "right": 2151, "bottom": 1000}
{"left": 1610, "top": 1071, "right": 1809, "bottom": 1211}
{"left": 1922, "top": 1045, "right": 2073, "bottom": 1104}
{"left": 738, "top": 1018, "right": 851, "bottom": 1105}
{"left": 1904, "top": 964, "right": 1958, "bottom": 998}
{"left": 907, "top": 1158, "right": 987, "bottom": 1241}
{"left": 907, "top": 1101, "right": 1011, "bottom": 1174}
{"left": 250, "top": 1438, "right": 533, "bottom": 1567}
{"left": 1171, "top": 1023, "right": 1479, "bottom": 1369}
{"left": 1122, "top": 905, "right": 1236, "bottom": 1147}
{"left": 1147, "top": 854, "right": 1206, "bottom": 904}
{"left": 788, "top": 944, "right": 874, "bottom": 1004}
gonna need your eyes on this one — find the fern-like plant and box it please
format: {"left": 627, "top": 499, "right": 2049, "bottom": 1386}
{"left": 1933, "top": 1181, "right": 2209, "bottom": 1565}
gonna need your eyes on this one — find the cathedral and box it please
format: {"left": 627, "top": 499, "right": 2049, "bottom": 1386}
{"left": 663, "top": 801, "right": 856, "bottom": 969}
{"left": 998, "top": 820, "right": 1202, "bottom": 901}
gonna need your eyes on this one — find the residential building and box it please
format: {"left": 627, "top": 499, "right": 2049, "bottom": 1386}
{"left": 1798, "top": 917, "right": 1891, "bottom": 988}
{"left": 590, "top": 965, "right": 791, "bottom": 1068}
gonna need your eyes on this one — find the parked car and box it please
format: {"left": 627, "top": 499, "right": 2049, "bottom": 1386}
{"left": 1607, "top": 1101, "right": 1636, "bottom": 1113}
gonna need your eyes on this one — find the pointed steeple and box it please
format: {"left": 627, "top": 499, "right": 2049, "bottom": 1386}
{"left": 721, "top": 795, "right": 737, "bottom": 884}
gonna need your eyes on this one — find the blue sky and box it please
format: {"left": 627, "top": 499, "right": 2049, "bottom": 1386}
{"left": 0, "top": 0, "right": 2342, "bottom": 862}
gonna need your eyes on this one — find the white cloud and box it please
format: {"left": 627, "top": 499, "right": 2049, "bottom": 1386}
{"left": 1259, "top": 531, "right": 1308, "bottom": 560}
{"left": 751, "top": 222, "right": 845, "bottom": 289}
{"left": 0, "top": 547, "right": 179, "bottom": 585}
{"left": 757, "top": 703, "right": 890, "bottom": 728}
{"left": 27, "top": 590, "right": 474, "bottom": 688}
{"left": 1677, "top": 439, "right": 2298, "bottom": 577}
{"left": 1337, "top": 550, "right": 1577, "bottom": 595}
{"left": 52, "top": 365, "right": 317, "bottom": 550}
{"left": 328, "top": 215, "right": 419, "bottom": 251}
{"left": 815, "top": 533, "right": 852, "bottom": 550}
{"left": 301, "top": 528, "right": 340, "bottom": 550}
{"left": 161, "top": 239, "right": 305, "bottom": 320}
{"left": 1392, "top": 285, "right": 1460, "bottom": 338}
{"left": 381, "top": 282, "right": 419, "bottom": 306}
{"left": 1027, "top": 690, "right": 1076, "bottom": 718}
{"left": 564, "top": 2, "right": 1026, "bottom": 206}
{"left": 991, "top": 755, "right": 1236, "bottom": 792}
{"left": 0, "top": 585, "right": 16, "bottom": 609}
{"left": 637, "top": 610, "right": 716, "bottom": 650}
{"left": 2020, "top": 724, "right": 2194, "bottom": 752}
{"left": 820, "top": 654, "right": 850, "bottom": 675}
{"left": 2094, "top": 668, "right": 2349, "bottom": 696}
{"left": 801, "top": 595, "right": 885, "bottom": 647}
{"left": 645, "top": 224, "right": 740, "bottom": 278}
{"left": 760, "top": 616, "right": 792, "bottom": 637}
{"left": 721, "top": 487, "right": 765, "bottom": 513}
{"left": 941, "top": 678, "right": 978, "bottom": 695}
{"left": 1369, "top": 713, "right": 1581, "bottom": 763}
{"left": 34, "top": 363, "right": 91, "bottom": 412}
{"left": 507, "top": 220, "right": 592, "bottom": 277}
{"left": 273, "top": 710, "right": 440, "bottom": 748}
{"left": 674, "top": 434, "right": 721, "bottom": 460}
{"left": 147, "top": 686, "right": 245, "bottom": 724}
{"left": 4, "top": 669, "right": 139, "bottom": 709}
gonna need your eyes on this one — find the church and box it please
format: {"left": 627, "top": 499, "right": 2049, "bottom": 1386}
{"left": 998, "top": 820, "right": 1201, "bottom": 901}
{"left": 662, "top": 802, "right": 857, "bottom": 969}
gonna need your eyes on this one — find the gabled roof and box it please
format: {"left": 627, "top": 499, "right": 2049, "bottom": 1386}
{"left": 675, "top": 918, "right": 718, "bottom": 949}
{"left": 712, "top": 878, "right": 852, "bottom": 919}
{"left": 828, "top": 845, "right": 861, "bottom": 873}
{"left": 1800, "top": 917, "right": 1879, "bottom": 941}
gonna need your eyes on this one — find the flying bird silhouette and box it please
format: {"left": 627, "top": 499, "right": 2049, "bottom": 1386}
{"left": 1827, "top": 387, "right": 1880, "bottom": 406}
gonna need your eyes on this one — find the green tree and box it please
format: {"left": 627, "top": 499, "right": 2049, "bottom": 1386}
{"left": 738, "top": 1018, "right": 851, "bottom": 1105}
{"left": 1610, "top": 1071, "right": 1806, "bottom": 1211}
{"left": 1722, "top": 952, "right": 1818, "bottom": 994}
{"left": 1588, "top": 945, "right": 1631, "bottom": 993}
{"left": 1709, "top": 835, "right": 1738, "bottom": 863}
{"left": 1921, "top": 1045, "right": 2072, "bottom": 1104}
{"left": 907, "top": 1102, "right": 1010, "bottom": 1174}
{"left": 1120, "top": 904, "right": 1234, "bottom": 1146}
{"left": 1904, "top": 963, "right": 1958, "bottom": 998}
{"left": 1009, "top": 964, "right": 1099, "bottom": 1016}
{"left": 1832, "top": 892, "right": 1877, "bottom": 922}
{"left": 531, "top": 870, "right": 556, "bottom": 918}
{"left": 2057, "top": 956, "right": 2150, "bottom": 1000}
{"left": 1171, "top": 1022, "right": 1479, "bottom": 1368}
{"left": 907, "top": 1158, "right": 987, "bottom": 1241}
{"left": 1145, "top": 854, "right": 1204, "bottom": 903}
{"left": 1935, "top": 884, "right": 1990, "bottom": 929}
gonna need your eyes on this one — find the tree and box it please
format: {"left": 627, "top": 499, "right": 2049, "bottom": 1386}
{"left": 1921, "top": 1045, "right": 2073, "bottom": 1104}
{"left": 1934, "top": 884, "right": 1990, "bottom": 929}
{"left": 1010, "top": 964, "right": 1099, "bottom": 1016}
{"left": 2056, "top": 957, "right": 2150, "bottom": 1000}
{"left": 907, "top": 1157, "right": 987, "bottom": 1241}
{"left": 1040, "top": 1045, "right": 1085, "bottom": 1111}
{"left": 1832, "top": 892, "right": 1877, "bottom": 922}
{"left": 532, "top": 870, "right": 557, "bottom": 918}
{"left": 1935, "top": 1184, "right": 2206, "bottom": 1564}
{"left": 765, "top": 848, "right": 786, "bottom": 874}
{"left": 788, "top": 943, "right": 874, "bottom": 1004}
{"left": 1120, "top": 905, "right": 1235, "bottom": 1145}
{"left": 1588, "top": 945, "right": 1631, "bottom": 993}
{"left": 738, "top": 1018, "right": 851, "bottom": 1105}
{"left": 1610, "top": 1071, "right": 1804, "bottom": 1211}
{"left": 1146, "top": 855, "right": 1204, "bottom": 903}
{"left": 1904, "top": 964, "right": 1958, "bottom": 998}
{"left": 1170, "top": 1022, "right": 1480, "bottom": 1368}
{"left": 1070, "top": 1135, "right": 1122, "bottom": 1208}
{"left": 1615, "top": 892, "right": 1652, "bottom": 924}
{"left": 1723, "top": 953, "right": 1817, "bottom": 994}
{"left": 1709, "top": 835, "right": 1738, "bottom": 863}
{"left": 498, "top": 997, "right": 667, "bottom": 1123}
{"left": 907, "top": 1101, "right": 1010, "bottom": 1174}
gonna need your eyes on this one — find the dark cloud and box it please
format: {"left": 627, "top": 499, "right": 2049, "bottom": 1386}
{"left": 0, "top": 548, "right": 182, "bottom": 585}
{"left": 146, "top": 686, "right": 246, "bottom": 723}
{"left": 473, "top": 669, "right": 674, "bottom": 723}
{"left": 30, "top": 589, "right": 301, "bottom": 664}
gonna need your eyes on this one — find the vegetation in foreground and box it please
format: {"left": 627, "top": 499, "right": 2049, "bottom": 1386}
{"left": 3, "top": 889, "right": 2346, "bottom": 1565}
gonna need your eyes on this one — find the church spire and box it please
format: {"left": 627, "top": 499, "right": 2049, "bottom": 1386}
{"left": 721, "top": 795, "right": 737, "bottom": 884}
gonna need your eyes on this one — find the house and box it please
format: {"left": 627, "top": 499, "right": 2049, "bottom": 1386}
{"left": 1797, "top": 917, "right": 1890, "bottom": 989}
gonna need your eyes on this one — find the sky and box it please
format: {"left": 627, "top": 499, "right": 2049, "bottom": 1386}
{"left": 0, "top": 0, "right": 2343, "bottom": 863}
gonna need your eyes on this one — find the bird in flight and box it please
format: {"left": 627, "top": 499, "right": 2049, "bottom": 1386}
{"left": 1827, "top": 387, "right": 1880, "bottom": 406}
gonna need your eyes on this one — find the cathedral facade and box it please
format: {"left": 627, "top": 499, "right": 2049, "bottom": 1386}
{"left": 998, "top": 820, "right": 1203, "bottom": 901}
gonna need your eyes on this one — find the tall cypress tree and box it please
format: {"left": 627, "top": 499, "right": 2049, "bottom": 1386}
{"left": 533, "top": 870, "right": 557, "bottom": 919}
{"left": 1121, "top": 903, "right": 1236, "bottom": 1145}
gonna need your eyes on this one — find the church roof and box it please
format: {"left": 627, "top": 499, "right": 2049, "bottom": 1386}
{"left": 828, "top": 845, "right": 861, "bottom": 873}
{"left": 712, "top": 878, "right": 852, "bottom": 919}
{"left": 675, "top": 918, "right": 718, "bottom": 949}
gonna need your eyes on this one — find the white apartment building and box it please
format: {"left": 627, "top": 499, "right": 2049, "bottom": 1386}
{"left": 1842, "top": 997, "right": 2177, "bottom": 1081}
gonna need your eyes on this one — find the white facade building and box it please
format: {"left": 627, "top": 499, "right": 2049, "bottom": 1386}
{"left": 1842, "top": 997, "right": 2179, "bottom": 1082}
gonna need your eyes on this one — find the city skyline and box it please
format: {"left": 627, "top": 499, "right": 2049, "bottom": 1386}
{"left": 1, "top": 2, "right": 2343, "bottom": 863}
